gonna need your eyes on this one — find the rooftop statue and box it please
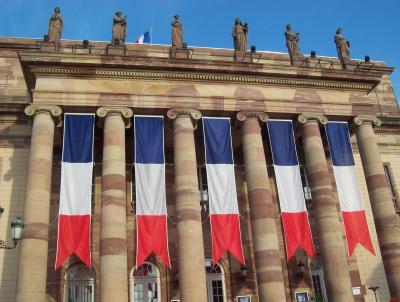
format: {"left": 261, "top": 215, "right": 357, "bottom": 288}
{"left": 171, "top": 15, "right": 183, "bottom": 48}
{"left": 285, "top": 24, "right": 302, "bottom": 63}
{"left": 334, "top": 28, "right": 350, "bottom": 67}
{"left": 48, "top": 7, "right": 63, "bottom": 44}
{"left": 232, "top": 18, "right": 248, "bottom": 51}
{"left": 112, "top": 11, "right": 127, "bottom": 45}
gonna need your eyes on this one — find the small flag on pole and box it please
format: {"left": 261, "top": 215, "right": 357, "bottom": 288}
{"left": 134, "top": 30, "right": 151, "bottom": 44}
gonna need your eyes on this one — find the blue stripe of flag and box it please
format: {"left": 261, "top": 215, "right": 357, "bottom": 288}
{"left": 325, "top": 122, "right": 355, "bottom": 166}
{"left": 135, "top": 116, "right": 164, "bottom": 164}
{"left": 267, "top": 120, "right": 298, "bottom": 166}
{"left": 203, "top": 118, "right": 233, "bottom": 164}
{"left": 62, "top": 114, "right": 94, "bottom": 163}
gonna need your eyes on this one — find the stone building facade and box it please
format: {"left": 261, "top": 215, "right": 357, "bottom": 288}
{"left": 0, "top": 37, "right": 399, "bottom": 302}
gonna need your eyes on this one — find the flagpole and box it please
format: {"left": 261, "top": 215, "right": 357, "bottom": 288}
{"left": 150, "top": 26, "right": 153, "bottom": 44}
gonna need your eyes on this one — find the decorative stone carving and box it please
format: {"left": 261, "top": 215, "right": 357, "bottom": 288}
{"left": 24, "top": 104, "right": 62, "bottom": 127}
{"left": 96, "top": 106, "right": 133, "bottom": 128}
{"left": 236, "top": 111, "right": 269, "bottom": 123}
{"left": 353, "top": 115, "right": 382, "bottom": 127}
{"left": 285, "top": 24, "right": 302, "bottom": 63}
{"left": 232, "top": 18, "right": 248, "bottom": 51}
{"left": 297, "top": 113, "right": 328, "bottom": 125}
{"left": 28, "top": 65, "right": 376, "bottom": 92}
{"left": 48, "top": 7, "right": 63, "bottom": 44}
{"left": 167, "top": 108, "right": 202, "bottom": 129}
{"left": 334, "top": 28, "right": 350, "bottom": 67}
{"left": 112, "top": 11, "right": 127, "bottom": 45}
{"left": 171, "top": 14, "right": 183, "bottom": 48}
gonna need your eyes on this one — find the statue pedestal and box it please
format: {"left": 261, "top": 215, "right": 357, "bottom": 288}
{"left": 36, "top": 41, "right": 58, "bottom": 52}
{"left": 234, "top": 51, "right": 260, "bottom": 63}
{"left": 170, "top": 47, "right": 194, "bottom": 59}
{"left": 106, "top": 44, "right": 126, "bottom": 56}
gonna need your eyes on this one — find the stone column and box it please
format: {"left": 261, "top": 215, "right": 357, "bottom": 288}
{"left": 237, "top": 111, "right": 286, "bottom": 302}
{"left": 298, "top": 113, "right": 353, "bottom": 302}
{"left": 16, "top": 104, "right": 62, "bottom": 302}
{"left": 167, "top": 109, "right": 208, "bottom": 302}
{"left": 96, "top": 107, "right": 132, "bottom": 302}
{"left": 353, "top": 116, "right": 400, "bottom": 299}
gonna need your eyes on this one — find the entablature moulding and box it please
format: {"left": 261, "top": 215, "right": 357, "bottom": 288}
{"left": 18, "top": 51, "right": 390, "bottom": 95}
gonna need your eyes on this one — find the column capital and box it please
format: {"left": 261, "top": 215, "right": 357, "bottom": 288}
{"left": 353, "top": 115, "right": 382, "bottom": 127}
{"left": 167, "top": 108, "right": 202, "bottom": 129}
{"left": 96, "top": 106, "right": 133, "bottom": 128}
{"left": 297, "top": 112, "right": 328, "bottom": 125}
{"left": 236, "top": 111, "right": 269, "bottom": 123}
{"left": 24, "top": 104, "right": 62, "bottom": 127}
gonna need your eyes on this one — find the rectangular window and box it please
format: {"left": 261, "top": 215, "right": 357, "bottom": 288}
{"left": 383, "top": 165, "right": 399, "bottom": 212}
{"left": 131, "top": 165, "right": 136, "bottom": 213}
{"left": 300, "top": 166, "right": 312, "bottom": 210}
{"left": 198, "top": 165, "right": 209, "bottom": 204}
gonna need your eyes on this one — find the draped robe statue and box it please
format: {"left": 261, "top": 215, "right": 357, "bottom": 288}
{"left": 171, "top": 15, "right": 183, "bottom": 48}
{"left": 334, "top": 28, "right": 350, "bottom": 67}
{"left": 232, "top": 18, "right": 248, "bottom": 51}
{"left": 285, "top": 24, "right": 302, "bottom": 62}
{"left": 48, "top": 7, "right": 63, "bottom": 44}
{"left": 112, "top": 11, "right": 127, "bottom": 45}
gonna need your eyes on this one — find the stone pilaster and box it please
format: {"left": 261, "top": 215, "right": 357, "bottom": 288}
{"left": 167, "top": 108, "right": 208, "bottom": 302}
{"left": 16, "top": 104, "right": 62, "bottom": 302}
{"left": 353, "top": 115, "right": 400, "bottom": 299}
{"left": 298, "top": 113, "right": 354, "bottom": 302}
{"left": 237, "top": 111, "right": 286, "bottom": 301}
{"left": 96, "top": 107, "right": 132, "bottom": 302}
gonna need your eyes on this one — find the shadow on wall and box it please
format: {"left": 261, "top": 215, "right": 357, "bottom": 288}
{"left": 0, "top": 123, "right": 30, "bottom": 302}
{"left": 363, "top": 252, "right": 391, "bottom": 302}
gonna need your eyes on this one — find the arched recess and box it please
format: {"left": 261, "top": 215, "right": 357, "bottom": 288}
{"left": 64, "top": 264, "right": 96, "bottom": 302}
{"left": 205, "top": 259, "right": 227, "bottom": 302}
{"left": 130, "top": 262, "right": 161, "bottom": 302}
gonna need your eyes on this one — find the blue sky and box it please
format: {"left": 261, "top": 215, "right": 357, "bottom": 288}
{"left": 1, "top": 0, "right": 399, "bottom": 97}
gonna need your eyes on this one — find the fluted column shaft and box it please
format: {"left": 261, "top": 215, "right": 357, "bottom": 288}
{"left": 238, "top": 112, "right": 286, "bottom": 301}
{"left": 167, "top": 109, "right": 208, "bottom": 302}
{"left": 354, "top": 117, "right": 400, "bottom": 299}
{"left": 16, "top": 105, "right": 62, "bottom": 302}
{"left": 97, "top": 107, "right": 132, "bottom": 302}
{"left": 299, "top": 114, "right": 353, "bottom": 302}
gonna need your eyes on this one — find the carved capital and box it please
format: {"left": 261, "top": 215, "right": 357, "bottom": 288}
{"left": 167, "top": 108, "right": 202, "bottom": 129}
{"left": 24, "top": 104, "right": 62, "bottom": 127}
{"left": 297, "top": 113, "right": 328, "bottom": 125}
{"left": 96, "top": 107, "right": 133, "bottom": 128}
{"left": 236, "top": 111, "right": 269, "bottom": 123}
{"left": 353, "top": 115, "right": 382, "bottom": 128}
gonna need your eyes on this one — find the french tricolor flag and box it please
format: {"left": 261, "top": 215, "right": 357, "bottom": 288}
{"left": 134, "top": 116, "right": 170, "bottom": 268}
{"left": 134, "top": 30, "right": 151, "bottom": 44}
{"left": 203, "top": 117, "right": 245, "bottom": 264}
{"left": 267, "top": 120, "right": 315, "bottom": 259}
{"left": 56, "top": 114, "right": 94, "bottom": 269}
{"left": 325, "top": 122, "right": 375, "bottom": 256}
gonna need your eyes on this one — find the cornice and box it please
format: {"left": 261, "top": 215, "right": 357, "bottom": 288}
{"left": 28, "top": 65, "right": 376, "bottom": 92}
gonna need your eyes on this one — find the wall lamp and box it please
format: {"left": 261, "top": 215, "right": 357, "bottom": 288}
{"left": 240, "top": 264, "right": 248, "bottom": 281}
{"left": 0, "top": 211, "right": 24, "bottom": 249}
{"left": 296, "top": 260, "right": 305, "bottom": 278}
